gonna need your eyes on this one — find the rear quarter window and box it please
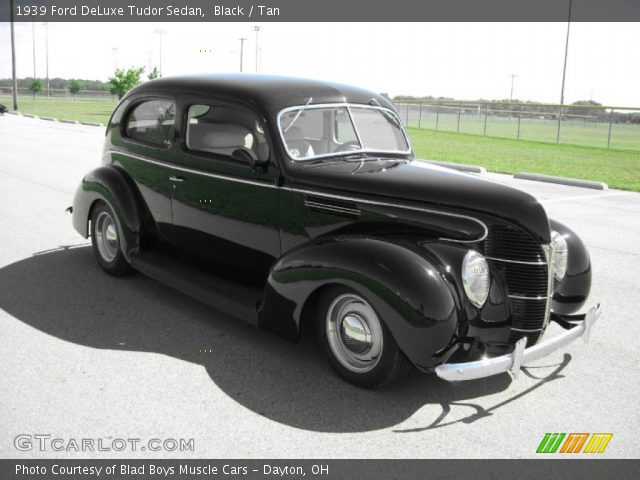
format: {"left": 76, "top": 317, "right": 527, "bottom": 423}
{"left": 124, "top": 99, "right": 175, "bottom": 147}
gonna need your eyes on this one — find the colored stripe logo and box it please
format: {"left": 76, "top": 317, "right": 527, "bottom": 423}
{"left": 537, "top": 433, "right": 612, "bottom": 454}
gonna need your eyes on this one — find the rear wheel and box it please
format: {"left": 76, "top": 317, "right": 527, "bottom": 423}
{"left": 317, "top": 286, "right": 412, "bottom": 388}
{"left": 90, "top": 202, "right": 132, "bottom": 277}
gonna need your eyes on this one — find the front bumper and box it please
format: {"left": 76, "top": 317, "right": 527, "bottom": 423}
{"left": 435, "top": 303, "right": 601, "bottom": 382}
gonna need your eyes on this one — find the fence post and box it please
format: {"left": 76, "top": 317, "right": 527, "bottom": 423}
{"left": 607, "top": 109, "right": 613, "bottom": 149}
{"left": 418, "top": 102, "right": 422, "bottom": 129}
{"left": 556, "top": 105, "right": 563, "bottom": 144}
{"left": 405, "top": 103, "right": 409, "bottom": 126}
{"left": 483, "top": 103, "right": 488, "bottom": 136}
{"left": 456, "top": 102, "right": 462, "bottom": 133}
{"left": 517, "top": 105, "right": 523, "bottom": 139}
{"left": 435, "top": 101, "right": 440, "bottom": 130}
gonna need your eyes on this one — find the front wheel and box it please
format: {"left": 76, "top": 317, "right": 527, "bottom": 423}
{"left": 90, "top": 202, "right": 132, "bottom": 277}
{"left": 317, "top": 286, "right": 413, "bottom": 388}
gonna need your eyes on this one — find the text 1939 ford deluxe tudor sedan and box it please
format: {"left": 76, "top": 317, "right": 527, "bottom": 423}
{"left": 70, "top": 74, "right": 600, "bottom": 387}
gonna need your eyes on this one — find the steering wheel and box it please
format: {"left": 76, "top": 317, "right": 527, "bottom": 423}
{"left": 335, "top": 141, "right": 361, "bottom": 153}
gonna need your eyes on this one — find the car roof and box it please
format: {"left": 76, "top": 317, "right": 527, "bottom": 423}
{"left": 126, "top": 73, "right": 396, "bottom": 114}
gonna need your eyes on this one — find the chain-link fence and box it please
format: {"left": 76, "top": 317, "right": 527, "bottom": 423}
{"left": 394, "top": 101, "right": 640, "bottom": 151}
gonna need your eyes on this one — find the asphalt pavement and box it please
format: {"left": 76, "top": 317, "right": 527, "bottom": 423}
{"left": 1, "top": 114, "right": 639, "bottom": 459}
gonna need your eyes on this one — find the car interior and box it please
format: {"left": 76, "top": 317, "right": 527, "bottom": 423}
{"left": 186, "top": 104, "right": 270, "bottom": 162}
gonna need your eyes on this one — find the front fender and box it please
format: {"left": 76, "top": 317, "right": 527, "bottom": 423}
{"left": 550, "top": 219, "right": 592, "bottom": 315}
{"left": 260, "top": 236, "right": 459, "bottom": 369}
{"left": 71, "top": 165, "right": 146, "bottom": 259}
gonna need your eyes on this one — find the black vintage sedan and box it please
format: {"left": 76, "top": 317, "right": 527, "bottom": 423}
{"left": 0, "top": 103, "right": 8, "bottom": 114}
{"left": 71, "top": 74, "right": 600, "bottom": 387}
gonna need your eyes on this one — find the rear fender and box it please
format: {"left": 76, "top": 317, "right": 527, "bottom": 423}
{"left": 71, "top": 165, "right": 146, "bottom": 260}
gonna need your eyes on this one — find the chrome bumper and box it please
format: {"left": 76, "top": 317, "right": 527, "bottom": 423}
{"left": 435, "top": 303, "right": 601, "bottom": 382}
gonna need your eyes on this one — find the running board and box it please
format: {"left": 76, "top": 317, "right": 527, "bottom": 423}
{"left": 130, "top": 250, "right": 261, "bottom": 325}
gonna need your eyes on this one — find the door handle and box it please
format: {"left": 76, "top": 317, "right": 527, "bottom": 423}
{"left": 169, "top": 175, "right": 185, "bottom": 182}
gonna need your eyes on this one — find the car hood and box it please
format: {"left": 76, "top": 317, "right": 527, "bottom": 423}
{"left": 293, "top": 158, "right": 551, "bottom": 243}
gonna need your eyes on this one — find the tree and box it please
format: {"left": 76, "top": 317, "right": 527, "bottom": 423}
{"left": 108, "top": 67, "right": 145, "bottom": 99}
{"left": 568, "top": 100, "right": 604, "bottom": 121}
{"left": 68, "top": 79, "right": 84, "bottom": 98}
{"left": 148, "top": 67, "right": 160, "bottom": 80}
{"left": 29, "top": 79, "right": 43, "bottom": 98}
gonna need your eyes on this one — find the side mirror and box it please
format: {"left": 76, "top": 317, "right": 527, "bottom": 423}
{"left": 231, "top": 148, "right": 268, "bottom": 169}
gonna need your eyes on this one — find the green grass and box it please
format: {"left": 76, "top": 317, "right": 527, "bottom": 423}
{"left": 0, "top": 95, "right": 117, "bottom": 124}
{"left": 2, "top": 95, "right": 638, "bottom": 191}
{"left": 408, "top": 127, "right": 640, "bottom": 191}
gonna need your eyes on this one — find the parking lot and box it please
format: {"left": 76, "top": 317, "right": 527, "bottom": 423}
{"left": 1, "top": 114, "right": 639, "bottom": 458}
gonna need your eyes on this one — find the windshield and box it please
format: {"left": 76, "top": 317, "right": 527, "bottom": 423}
{"left": 278, "top": 104, "right": 411, "bottom": 161}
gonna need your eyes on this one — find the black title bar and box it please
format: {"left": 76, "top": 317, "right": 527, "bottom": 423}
{"left": 1, "top": 0, "right": 640, "bottom": 22}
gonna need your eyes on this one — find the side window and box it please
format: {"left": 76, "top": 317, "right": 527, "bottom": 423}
{"left": 124, "top": 99, "right": 175, "bottom": 146}
{"left": 186, "top": 103, "right": 269, "bottom": 162}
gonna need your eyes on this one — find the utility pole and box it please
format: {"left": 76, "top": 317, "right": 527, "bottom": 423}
{"left": 253, "top": 26, "right": 261, "bottom": 73}
{"left": 43, "top": 23, "right": 50, "bottom": 97}
{"left": 509, "top": 74, "right": 518, "bottom": 101}
{"left": 239, "top": 38, "right": 247, "bottom": 72}
{"left": 10, "top": 0, "right": 18, "bottom": 110}
{"left": 112, "top": 47, "right": 119, "bottom": 70}
{"left": 31, "top": 17, "right": 36, "bottom": 81}
{"left": 557, "top": 0, "right": 572, "bottom": 143}
{"left": 154, "top": 29, "right": 167, "bottom": 77}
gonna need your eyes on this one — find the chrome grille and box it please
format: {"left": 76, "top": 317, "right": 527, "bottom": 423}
{"left": 484, "top": 225, "right": 546, "bottom": 263}
{"left": 485, "top": 226, "right": 553, "bottom": 345}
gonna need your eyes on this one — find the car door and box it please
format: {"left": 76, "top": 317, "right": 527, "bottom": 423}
{"left": 108, "top": 95, "right": 181, "bottom": 240}
{"left": 167, "top": 97, "right": 281, "bottom": 275}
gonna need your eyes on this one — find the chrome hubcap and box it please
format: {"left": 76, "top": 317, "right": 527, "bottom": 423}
{"left": 95, "top": 211, "right": 118, "bottom": 262}
{"left": 326, "top": 293, "right": 383, "bottom": 373}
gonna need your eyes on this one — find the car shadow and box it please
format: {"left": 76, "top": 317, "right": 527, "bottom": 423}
{"left": 0, "top": 246, "right": 570, "bottom": 433}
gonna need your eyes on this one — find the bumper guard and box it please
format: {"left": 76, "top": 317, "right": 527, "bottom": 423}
{"left": 435, "top": 303, "right": 601, "bottom": 382}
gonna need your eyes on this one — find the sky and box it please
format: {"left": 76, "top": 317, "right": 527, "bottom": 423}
{"left": 0, "top": 22, "right": 639, "bottom": 106}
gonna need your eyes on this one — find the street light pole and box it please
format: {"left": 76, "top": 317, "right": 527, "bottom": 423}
{"left": 557, "top": 0, "right": 572, "bottom": 143}
{"left": 239, "top": 38, "right": 247, "bottom": 72}
{"left": 509, "top": 74, "right": 518, "bottom": 101}
{"left": 31, "top": 18, "right": 36, "bottom": 81}
{"left": 43, "top": 22, "right": 50, "bottom": 97}
{"left": 10, "top": 0, "right": 18, "bottom": 110}
{"left": 253, "top": 26, "right": 261, "bottom": 73}
{"left": 154, "top": 29, "right": 167, "bottom": 77}
{"left": 112, "top": 47, "right": 119, "bottom": 70}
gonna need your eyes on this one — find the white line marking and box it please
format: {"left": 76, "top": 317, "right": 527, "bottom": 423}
{"left": 541, "top": 191, "right": 637, "bottom": 204}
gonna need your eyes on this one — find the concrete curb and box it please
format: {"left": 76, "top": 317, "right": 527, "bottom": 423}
{"left": 23, "top": 113, "right": 39, "bottom": 119}
{"left": 6, "top": 111, "right": 21, "bottom": 116}
{"left": 41, "top": 116, "right": 57, "bottom": 122}
{"left": 59, "top": 119, "right": 80, "bottom": 124}
{"left": 80, "top": 121, "right": 104, "bottom": 127}
{"left": 514, "top": 172, "right": 608, "bottom": 190}
{"left": 421, "top": 159, "right": 486, "bottom": 174}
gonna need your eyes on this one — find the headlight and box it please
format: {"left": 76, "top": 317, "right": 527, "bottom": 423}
{"left": 462, "top": 250, "right": 490, "bottom": 308}
{"left": 551, "top": 230, "right": 568, "bottom": 280}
